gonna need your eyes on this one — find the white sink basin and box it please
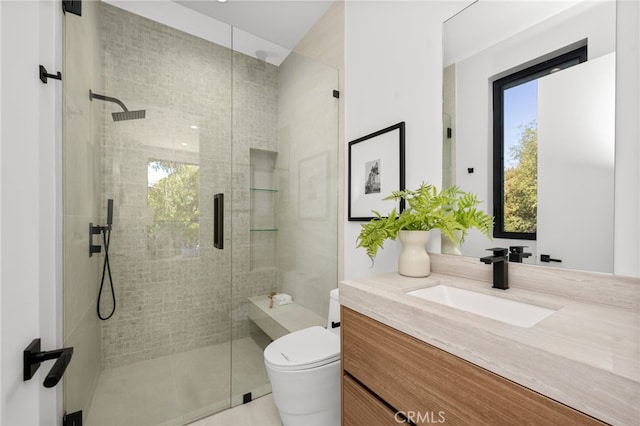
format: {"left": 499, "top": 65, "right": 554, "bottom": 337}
{"left": 407, "top": 285, "right": 556, "bottom": 327}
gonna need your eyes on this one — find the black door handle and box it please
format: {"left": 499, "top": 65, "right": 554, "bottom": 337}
{"left": 540, "top": 254, "right": 562, "bottom": 263}
{"left": 214, "top": 193, "right": 224, "bottom": 249}
{"left": 24, "top": 339, "right": 74, "bottom": 388}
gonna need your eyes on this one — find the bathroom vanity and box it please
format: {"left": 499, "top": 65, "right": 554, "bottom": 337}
{"left": 340, "top": 254, "right": 639, "bottom": 425}
{"left": 342, "top": 307, "right": 603, "bottom": 425}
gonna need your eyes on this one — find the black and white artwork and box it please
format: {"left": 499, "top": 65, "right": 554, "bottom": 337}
{"left": 348, "top": 122, "right": 405, "bottom": 221}
{"left": 364, "top": 160, "right": 381, "bottom": 194}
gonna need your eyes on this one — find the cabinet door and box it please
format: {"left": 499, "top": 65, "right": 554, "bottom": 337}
{"left": 343, "top": 375, "right": 405, "bottom": 425}
{"left": 341, "top": 307, "right": 604, "bottom": 425}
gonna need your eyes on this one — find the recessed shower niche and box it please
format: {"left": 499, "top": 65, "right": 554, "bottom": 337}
{"left": 250, "top": 148, "right": 279, "bottom": 271}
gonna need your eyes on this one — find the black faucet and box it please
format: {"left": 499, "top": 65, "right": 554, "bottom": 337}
{"left": 480, "top": 248, "right": 509, "bottom": 290}
{"left": 509, "top": 246, "right": 532, "bottom": 263}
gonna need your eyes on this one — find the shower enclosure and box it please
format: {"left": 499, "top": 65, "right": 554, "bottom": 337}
{"left": 62, "top": 2, "right": 339, "bottom": 425}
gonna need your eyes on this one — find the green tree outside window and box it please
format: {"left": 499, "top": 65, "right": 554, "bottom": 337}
{"left": 147, "top": 160, "right": 200, "bottom": 258}
{"left": 504, "top": 122, "right": 537, "bottom": 233}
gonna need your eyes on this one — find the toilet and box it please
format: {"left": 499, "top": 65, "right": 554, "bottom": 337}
{"left": 264, "top": 288, "right": 341, "bottom": 425}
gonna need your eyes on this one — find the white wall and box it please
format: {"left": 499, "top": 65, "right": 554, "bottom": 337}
{"left": 344, "top": 1, "right": 470, "bottom": 279}
{"left": 614, "top": 0, "right": 640, "bottom": 277}
{"left": 1, "top": 0, "right": 62, "bottom": 424}
{"left": 537, "top": 53, "right": 615, "bottom": 273}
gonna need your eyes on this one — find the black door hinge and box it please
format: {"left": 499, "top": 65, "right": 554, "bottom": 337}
{"left": 62, "top": 0, "right": 82, "bottom": 16}
{"left": 332, "top": 90, "right": 340, "bottom": 99}
{"left": 63, "top": 411, "right": 83, "bottom": 426}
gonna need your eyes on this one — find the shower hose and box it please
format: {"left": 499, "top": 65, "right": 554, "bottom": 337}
{"left": 97, "top": 226, "right": 116, "bottom": 320}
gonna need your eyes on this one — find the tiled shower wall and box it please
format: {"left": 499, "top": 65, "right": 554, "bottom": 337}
{"left": 230, "top": 49, "right": 279, "bottom": 342}
{"left": 99, "top": 3, "right": 277, "bottom": 368}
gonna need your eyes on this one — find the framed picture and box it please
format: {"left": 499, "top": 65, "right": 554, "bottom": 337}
{"left": 348, "top": 122, "right": 405, "bottom": 221}
{"left": 299, "top": 151, "right": 329, "bottom": 219}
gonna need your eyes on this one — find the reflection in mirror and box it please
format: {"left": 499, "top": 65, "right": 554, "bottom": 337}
{"left": 443, "top": 0, "right": 615, "bottom": 273}
{"left": 492, "top": 43, "right": 587, "bottom": 241}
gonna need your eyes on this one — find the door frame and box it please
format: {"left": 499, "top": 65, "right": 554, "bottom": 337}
{"left": 1, "top": 0, "right": 63, "bottom": 424}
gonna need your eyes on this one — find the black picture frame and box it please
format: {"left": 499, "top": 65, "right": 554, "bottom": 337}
{"left": 348, "top": 122, "right": 405, "bottom": 221}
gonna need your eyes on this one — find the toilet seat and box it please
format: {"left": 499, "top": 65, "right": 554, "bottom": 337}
{"left": 264, "top": 326, "right": 340, "bottom": 371}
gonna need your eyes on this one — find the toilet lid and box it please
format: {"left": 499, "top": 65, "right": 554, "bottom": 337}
{"left": 264, "top": 326, "right": 340, "bottom": 371}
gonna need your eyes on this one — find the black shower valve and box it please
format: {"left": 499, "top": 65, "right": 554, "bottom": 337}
{"left": 89, "top": 223, "right": 101, "bottom": 257}
{"left": 91, "top": 223, "right": 112, "bottom": 233}
{"left": 89, "top": 223, "right": 110, "bottom": 257}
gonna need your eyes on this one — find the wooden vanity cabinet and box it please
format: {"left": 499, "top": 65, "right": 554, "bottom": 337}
{"left": 341, "top": 306, "right": 604, "bottom": 426}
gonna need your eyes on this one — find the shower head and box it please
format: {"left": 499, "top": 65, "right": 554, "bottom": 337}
{"left": 89, "top": 90, "right": 146, "bottom": 121}
{"left": 112, "top": 110, "right": 146, "bottom": 121}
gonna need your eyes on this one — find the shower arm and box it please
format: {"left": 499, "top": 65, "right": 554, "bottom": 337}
{"left": 89, "top": 90, "right": 130, "bottom": 112}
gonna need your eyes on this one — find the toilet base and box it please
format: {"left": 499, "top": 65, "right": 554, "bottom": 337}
{"left": 267, "top": 359, "right": 340, "bottom": 426}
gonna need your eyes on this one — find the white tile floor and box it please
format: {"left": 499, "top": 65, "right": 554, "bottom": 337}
{"left": 188, "top": 394, "right": 281, "bottom": 426}
{"left": 86, "top": 337, "right": 273, "bottom": 426}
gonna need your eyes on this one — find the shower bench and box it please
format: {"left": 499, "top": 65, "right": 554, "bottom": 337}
{"left": 247, "top": 295, "right": 325, "bottom": 341}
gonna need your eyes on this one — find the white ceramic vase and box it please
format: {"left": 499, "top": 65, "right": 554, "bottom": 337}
{"left": 397, "top": 230, "right": 431, "bottom": 277}
{"left": 441, "top": 229, "right": 463, "bottom": 256}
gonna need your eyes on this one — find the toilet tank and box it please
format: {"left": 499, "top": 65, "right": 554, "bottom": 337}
{"left": 327, "top": 288, "right": 340, "bottom": 333}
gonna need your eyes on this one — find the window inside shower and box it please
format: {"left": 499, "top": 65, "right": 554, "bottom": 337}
{"left": 147, "top": 160, "right": 200, "bottom": 259}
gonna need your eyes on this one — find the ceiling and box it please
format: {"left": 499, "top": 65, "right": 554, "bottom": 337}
{"left": 104, "top": 0, "right": 334, "bottom": 65}
{"left": 444, "top": 0, "right": 582, "bottom": 67}
{"left": 175, "top": 1, "right": 335, "bottom": 50}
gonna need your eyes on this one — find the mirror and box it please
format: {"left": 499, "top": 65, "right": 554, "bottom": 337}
{"left": 442, "top": 0, "right": 616, "bottom": 273}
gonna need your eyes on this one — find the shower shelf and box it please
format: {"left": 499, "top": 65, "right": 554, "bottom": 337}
{"left": 250, "top": 188, "right": 278, "bottom": 192}
{"left": 250, "top": 149, "right": 278, "bottom": 269}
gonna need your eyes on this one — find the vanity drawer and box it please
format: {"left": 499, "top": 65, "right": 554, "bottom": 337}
{"left": 341, "top": 306, "right": 604, "bottom": 425}
{"left": 342, "top": 374, "right": 404, "bottom": 425}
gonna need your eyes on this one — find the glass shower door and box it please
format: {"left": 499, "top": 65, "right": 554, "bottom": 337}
{"left": 63, "top": 3, "right": 340, "bottom": 424}
{"left": 230, "top": 43, "right": 340, "bottom": 406}
{"left": 63, "top": 2, "right": 236, "bottom": 425}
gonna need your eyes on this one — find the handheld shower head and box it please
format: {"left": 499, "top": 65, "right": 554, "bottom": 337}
{"left": 89, "top": 90, "right": 146, "bottom": 121}
{"left": 107, "top": 199, "right": 114, "bottom": 226}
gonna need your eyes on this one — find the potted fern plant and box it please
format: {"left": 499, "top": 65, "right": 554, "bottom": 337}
{"left": 356, "top": 184, "right": 493, "bottom": 277}
{"left": 441, "top": 186, "right": 494, "bottom": 255}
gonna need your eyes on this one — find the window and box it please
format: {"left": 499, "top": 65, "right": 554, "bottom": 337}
{"left": 492, "top": 45, "right": 587, "bottom": 239}
{"left": 147, "top": 160, "right": 200, "bottom": 259}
